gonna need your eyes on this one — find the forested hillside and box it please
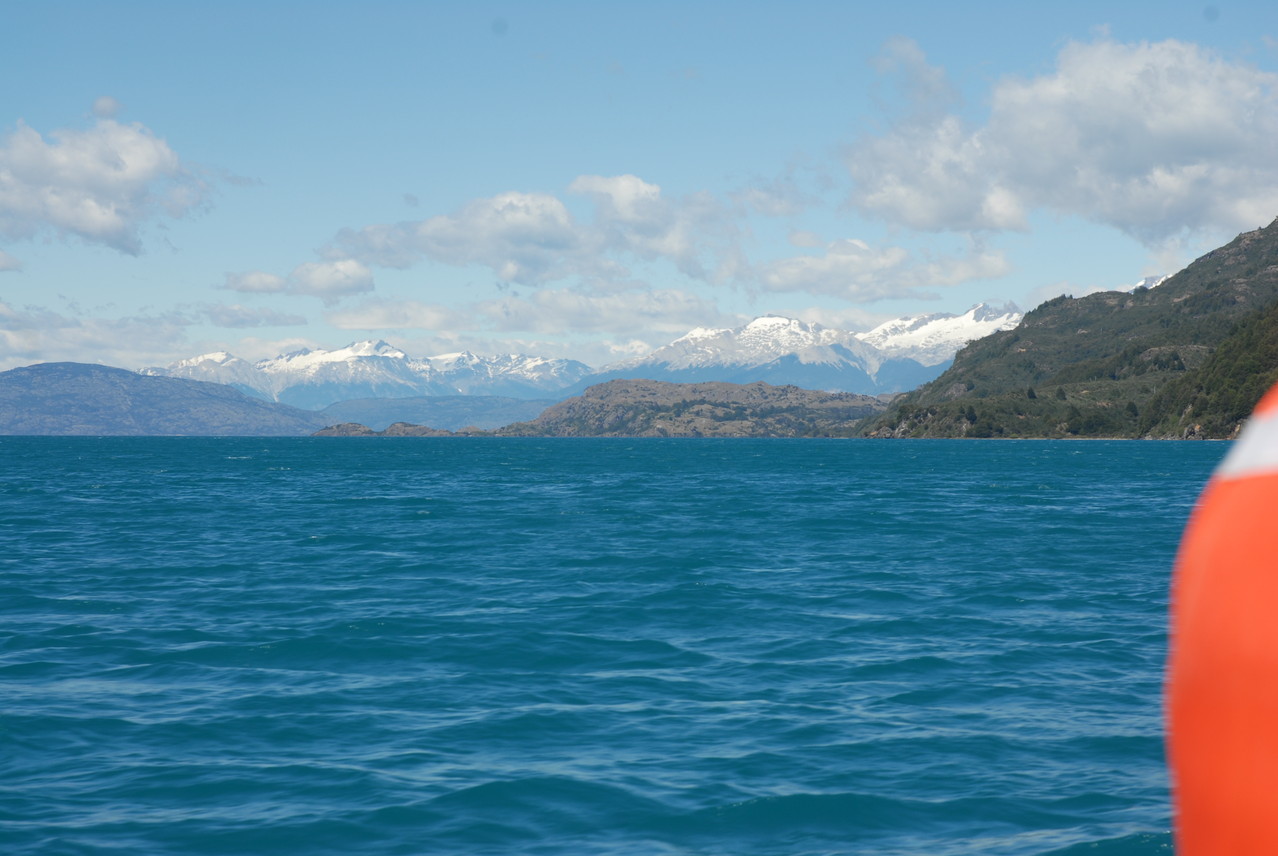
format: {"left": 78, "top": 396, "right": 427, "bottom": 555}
{"left": 860, "top": 217, "right": 1278, "bottom": 438}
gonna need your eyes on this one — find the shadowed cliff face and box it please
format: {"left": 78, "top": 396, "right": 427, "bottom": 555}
{"left": 0, "top": 363, "right": 325, "bottom": 436}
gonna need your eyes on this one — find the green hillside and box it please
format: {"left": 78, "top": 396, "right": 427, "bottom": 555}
{"left": 1140, "top": 296, "right": 1278, "bottom": 438}
{"left": 860, "top": 217, "right": 1278, "bottom": 438}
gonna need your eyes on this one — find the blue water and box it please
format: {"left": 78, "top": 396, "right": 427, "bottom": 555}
{"left": 0, "top": 438, "right": 1226, "bottom": 855}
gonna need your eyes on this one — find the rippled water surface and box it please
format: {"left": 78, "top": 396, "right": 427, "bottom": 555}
{"left": 0, "top": 438, "right": 1226, "bottom": 855}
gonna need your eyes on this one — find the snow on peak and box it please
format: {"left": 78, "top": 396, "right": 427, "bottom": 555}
{"left": 968, "top": 301, "right": 1022, "bottom": 323}
{"left": 673, "top": 326, "right": 731, "bottom": 344}
{"left": 324, "top": 339, "right": 407, "bottom": 360}
{"left": 257, "top": 340, "right": 411, "bottom": 374}
{"left": 856, "top": 302, "right": 1023, "bottom": 366}
{"left": 1130, "top": 274, "right": 1169, "bottom": 291}
{"left": 146, "top": 339, "right": 592, "bottom": 407}
{"left": 618, "top": 315, "right": 877, "bottom": 372}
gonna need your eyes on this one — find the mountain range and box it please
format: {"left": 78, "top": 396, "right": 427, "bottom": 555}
{"left": 142, "top": 342, "right": 592, "bottom": 409}
{"left": 142, "top": 302, "right": 1023, "bottom": 410}
{"left": 7, "top": 222, "right": 1276, "bottom": 439}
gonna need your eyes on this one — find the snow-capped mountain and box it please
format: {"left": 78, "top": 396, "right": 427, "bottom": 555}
{"left": 578, "top": 316, "right": 907, "bottom": 394}
{"left": 574, "top": 303, "right": 1023, "bottom": 395}
{"left": 142, "top": 341, "right": 592, "bottom": 409}
{"left": 430, "top": 352, "right": 591, "bottom": 397}
{"left": 146, "top": 302, "right": 1023, "bottom": 407}
{"left": 158, "top": 351, "right": 273, "bottom": 394}
{"left": 855, "top": 301, "right": 1023, "bottom": 366}
{"left": 616, "top": 316, "right": 883, "bottom": 371}
{"left": 245, "top": 340, "right": 453, "bottom": 408}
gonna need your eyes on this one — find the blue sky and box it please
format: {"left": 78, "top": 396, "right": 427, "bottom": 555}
{"left": 3, "top": 1, "right": 1277, "bottom": 371}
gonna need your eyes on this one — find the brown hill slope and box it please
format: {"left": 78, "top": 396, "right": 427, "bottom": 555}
{"left": 492, "top": 379, "right": 887, "bottom": 437}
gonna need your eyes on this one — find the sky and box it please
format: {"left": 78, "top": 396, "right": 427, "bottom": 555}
{"left": 2, "top": 1, "right": 1278, "bottom": 371}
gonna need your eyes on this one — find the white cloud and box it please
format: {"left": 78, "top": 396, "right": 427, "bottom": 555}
{"left": 288, "top": 259, "right": 374, "bottom": 303}
{"left": 475, "top": 287, "right": 733, "bottom": 335}
{"left": 905, "top": 248, "right": 1012, "bottom": 288}
{"left": 0, "top": 300, "right": 193, "bottom": 370}
{"left": 759, "top": 239, "right": 907, "bottom": 298}
{"left": 788, "top": 230, "right": 823, "bottom": 248}
{"left": 202, "top": 304, "right": 306, "bottom": 328}
{"left": 330, "top": 175, "right": 744, "bottom": 289}
{"left": 757, "top": 238, "right": 1009, "bottom": 300}
{"left": 327, "top": 299, "right": 467, "bottom": 331}
{"left": 569, "top": 173, "right": 662, "bottom": 221}
{"left": 334, "top": 191, "right": 582, "bottom": 284}
{"left": 327, "top": 286, "right": 734, "bottom": 350}
{"left": 223, "top": 271, "right": 286, "bottom": 294}
{"left": 0, "top": 112, "right": 208, "bottom": 254}
{"left": 848, "top": 38, "right": 1278, "bottom": 243}
{"left": 0, "top": 250, "right": 21, "bottom": 272}
{"left": 569, "top": 174, "right": 741, "bottom": 281}
{"left": 222, "top": 260, "right": 373, "bottom": 304}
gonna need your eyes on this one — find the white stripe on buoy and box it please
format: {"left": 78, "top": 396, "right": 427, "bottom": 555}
{"left": 1215, "top": 410, "right": 1278, "bottom": 479}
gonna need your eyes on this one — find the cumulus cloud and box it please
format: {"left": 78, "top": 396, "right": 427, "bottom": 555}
{"left": 0, "top": 250, "right": 21, "bottom": 272}
{"left": 222, "top": 259, "right": 373, "bottom": 304}
{"left": 569, "top": 174, "right": 742, "bottom": 281}
{"left": 288, "top": 259, "right": 374, "bottom": 302}
{"left": 334, "top": 191, "right": 583, "bottom": 283}
{"left": 848, "top": 38, "right": 1278, "bottom": 243}
{"left": 329, "top": 175, "right": 744, "bottom": 289}
{"left": 0, "top": 111, "right": 208, "bottom": 254}
{"left": 757, "top": 238, "right": 1009, "bottom": 300}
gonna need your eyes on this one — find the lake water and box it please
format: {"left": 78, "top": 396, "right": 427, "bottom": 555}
{"left": 0, "top": 437, "right": 1226, "bottom": 855}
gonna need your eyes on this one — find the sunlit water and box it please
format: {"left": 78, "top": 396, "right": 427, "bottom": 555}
{"left": 0, "top": 437, "right": 1225, "bottom": 855}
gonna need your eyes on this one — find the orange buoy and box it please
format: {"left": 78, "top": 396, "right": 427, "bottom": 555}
{"left": 1168, "top": 384, "right": 1278, "bottom": 852}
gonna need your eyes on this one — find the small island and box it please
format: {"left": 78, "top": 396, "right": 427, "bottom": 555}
{"left": 312, "top": 379, "right": 891, "bottom": 439}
